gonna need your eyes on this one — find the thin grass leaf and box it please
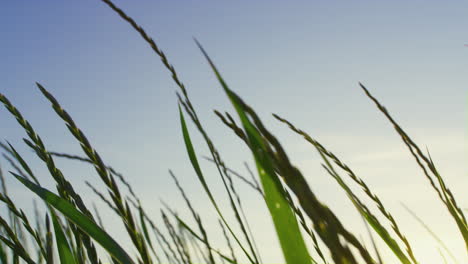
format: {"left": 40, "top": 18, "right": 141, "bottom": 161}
{"left": 401, "top": 203, "right": 459, "bottom": 264}
{"left": 50, "top": 210, "right": 77, "bottom": 264}
{"left": 274, "top": 114, "right": 420, "bottom": 264}
{"left": 179, "top": 106, "right": 257, "bottom": 263}
{"left": 37, "top": 82, "right": 152, "bottom": 264}
{"left": 195, "top": 43, "right": 312, "bottom": 264}
{"left": 359, "top": 83, "right": 468, "bottom": 251}
{"left": 138, "top": 203, "right": 159, "bottom": 261}
{"left": 320, "top": 157, "right": 412, "bottom": 264}
{"left": 174, "top": 215, "right": 237, "bottom": 264}
{"left": 12, "top": 173, "right": 135, "bottom": 264}
{"left": 0, "top": 241, "right": 7, "bottom": 264}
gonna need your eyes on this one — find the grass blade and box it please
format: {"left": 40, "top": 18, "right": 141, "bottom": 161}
{"left": 50, "top": 210, "right": 77, "bottom": 264}
{"left": 194, "top": 43, "right": 312, "bottom": 264}
{"left": 12, "top": 173, "right": 135, "bottom": 264}
{"left": 179, "top": 106, "right": 257, "bottom": 263}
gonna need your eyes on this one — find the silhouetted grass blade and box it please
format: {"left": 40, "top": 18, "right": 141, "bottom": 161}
{"left": 195, "top": 42, "right": 313, "bottom": 264}
{"left": 50, "top": 209, "right": 77, "bottom": 264}
{"left": 12, "top": 173, "right": 135, "bottom": 264}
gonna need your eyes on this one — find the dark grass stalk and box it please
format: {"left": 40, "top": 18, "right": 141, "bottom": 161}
{"left": 359, "top": 83, "right": 467, "bottom": 250}
{"left": 186, "top": 229, "right": 209, "bottom": 264}
{"left": 0, "top": 192, "right": 48, "bottom": 260}
{"left": 243, "top": 162, "right": 262, "bottom": 196}
{"left": 319, "top": 152, "right": 412, "bottom": 264}
{"left": 0, "top": 93, "right": 101, "bottom": 264}
{"left": 274, "top": 114, "right": 418, "bottom": 264}
{"left": 33, "top": 200, "right": 47, "bottom": 263}
{"left": 92, "top": 203, "right": 105, "bottom": 231}
{"left": 1, "top": 142, "right": 40, "bottom": 185}
{"left": 281, "top": 186, "right": 326, "bottom": 264}
{"left": 136, "top": 204, "right": 163, "bottom": 264}
{"left": 161, "top": 211, "right": 187, "bottom": 264}
{"left": 100, "top": 1, "right": 260, "bottom": 262}
{"left": 0, "top": 94, "right": 89, "bottom": 213}
{"left": 168, "top": 170, "right": 216, "bottom": 264}
{"left": 1, "top": 154, "right": 27, "bottom": 180}
{"left": 226, "top": 182, "right": 263, "bottom": 264}
{"left": 126, "top": 197, "right": 180, "bottom": 264}
{"left": 49, "top": 151, "right": 140, "bottom": 204}
{"left": 210, "top": 84, "right": 376, "bottom": 264}
{"left": 178, "top": 106, "right": 259, "bottom": 263}
{"left": 203, "top": 156, "right": 263, "bottom": 196}
{"left": 132, "top": 201, "right": 182, "bottom": 264}
{"left": 202, "top": 156, "right": 264, "bottom": 263}
{"left": 217, "top": 159, "right": 262, "bottom": 264}
{"left": 60, "top": 215, "right": 84, "bottom": 263}
{"left": 205, "top": 120, "right": 329, "bottom": 263}
{"left": 44, "top": 214, "right": 53, "bottom": 264}
{"left": 152, "top": 227, "right": 179, "bottom": 264}
{"left": 216, "top": 106, "right": 357, "bottom": 264}
{"left": 161, "top": 193, "right": 239, "bottom": 263}
{"left": 161, "top": 202, "right": 211, "bottom": 264}
{"left": 0, "top": 216, "right": 35, "bottom": 264}
{"left": 36, "top": 83, "right": 152, "bottom": 264}
{"left": 85, "top": 181, "right": 120, "bottom": 216}
{"left": 177, "top": 226, "right": 194, "bottom": 264}
{"left": 160, "top": 208, "right": 187, "bottom": 264}
{"left": 219, "top": 219, "right": 237, "bottom": 264}
{"left": 0, "top": 163, "right": 25, "bottom": 262}
{"left": 174, "top": 215, "right": 239, "bottom": 263}
{"left": 211, "top": 80, "right": 374, "bottom": 263}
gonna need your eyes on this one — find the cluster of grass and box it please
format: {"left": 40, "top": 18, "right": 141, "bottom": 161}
{"left": 0, "top": 0, "right": 466, "bottom": 263}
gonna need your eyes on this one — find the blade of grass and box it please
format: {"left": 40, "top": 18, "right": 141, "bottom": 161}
{"left": 274, "top": 114, "right": 420, "bottom": 264}
{"left": 194, "top": 43, "right": 313, "bottom": 264}
{"left": 401, "top": 203, "right": 459, "bottom": 264}
{"left": 50, "top": 210, "right": 77, "bottom": 264}
{"left": 12, "top": 173, "right": 135, "bottom": 264}
{"left": 319, "top": 154, "right": 412, "bottom": 264}
{"left": 359, "top": 83, "right": 468, "bottom": 250}
{"left": 179, "top": 106, "right": 257, "bottom": 264}
{"left": 174, "top": 215, "right": 238, "bottom": 264}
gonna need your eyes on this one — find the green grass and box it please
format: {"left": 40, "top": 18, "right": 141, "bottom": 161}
{"left": 0, "top": 0, "right": 466, "bottom": 263}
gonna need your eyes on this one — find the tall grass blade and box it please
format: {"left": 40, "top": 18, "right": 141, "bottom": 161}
{"left": 12, "top": 173, "right": 135, "bottom": 264}
{"left": 359, "top": 83, "right": 468, "bottom": 251}
{"left": 320, "top": 155, "right": 412, "bottom": 264}
{"left": 195, "top": 43, "right": 312, "bottom": 264}
{"left": 179, "top": 106, "right": 256, "bottom": 263}
{"left": 174, "top": 215, "right": 237, "bottom": 264}
{"left": 50, "top": 210, "right": 77, "bottom": 264}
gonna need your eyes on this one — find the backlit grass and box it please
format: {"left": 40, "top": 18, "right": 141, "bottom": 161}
{"left": 0, "top": 0, "right": 465, "bottom": 263}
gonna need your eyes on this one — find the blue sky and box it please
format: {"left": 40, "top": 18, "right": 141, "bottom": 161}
{"left": 1, "top": 1, "right": 467, "bottom": 263}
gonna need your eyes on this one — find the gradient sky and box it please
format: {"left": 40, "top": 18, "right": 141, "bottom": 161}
{"left": 1, "top": 1, "right": 467, "bottom": 263}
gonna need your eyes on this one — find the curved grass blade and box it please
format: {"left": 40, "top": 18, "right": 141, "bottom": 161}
{"left": 50, "top": 209, "right": 77, "bottom": 264}
{"left": 0, "top": 242, "right": 7, "bottom": 264}
{"left": 195, "top": 42, "right": 312, "bottom": 264}
{"left": 175, "top": 215, "right": 237, "bottom": 264}
{"left": 359, "top": 83, "right": 468, "bottom": 250}
{"left": 401, "top": 203, "right": 458, "bottom": 264}
{"left": 179, "top": 107, "right": 256, "bottom": 263}
{"left": 138, "top": 203, "right": 158, "bottom": 259}
{"left": 12, "top": 173, "right": 135, "bottom": 264}
{"left": 313, "top": 148, "right": 412, "bottom": 264}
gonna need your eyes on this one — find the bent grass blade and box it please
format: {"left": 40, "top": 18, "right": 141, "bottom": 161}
{"left": 195, "top": 42, "right": 313, "bottom": 264}
{"left": 12, "top": 173, "right": 135, "bottom": 264}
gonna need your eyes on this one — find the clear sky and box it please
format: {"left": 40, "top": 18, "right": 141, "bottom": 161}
{"left": 1, "top": 1, "right": 467, "bottom": 263}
